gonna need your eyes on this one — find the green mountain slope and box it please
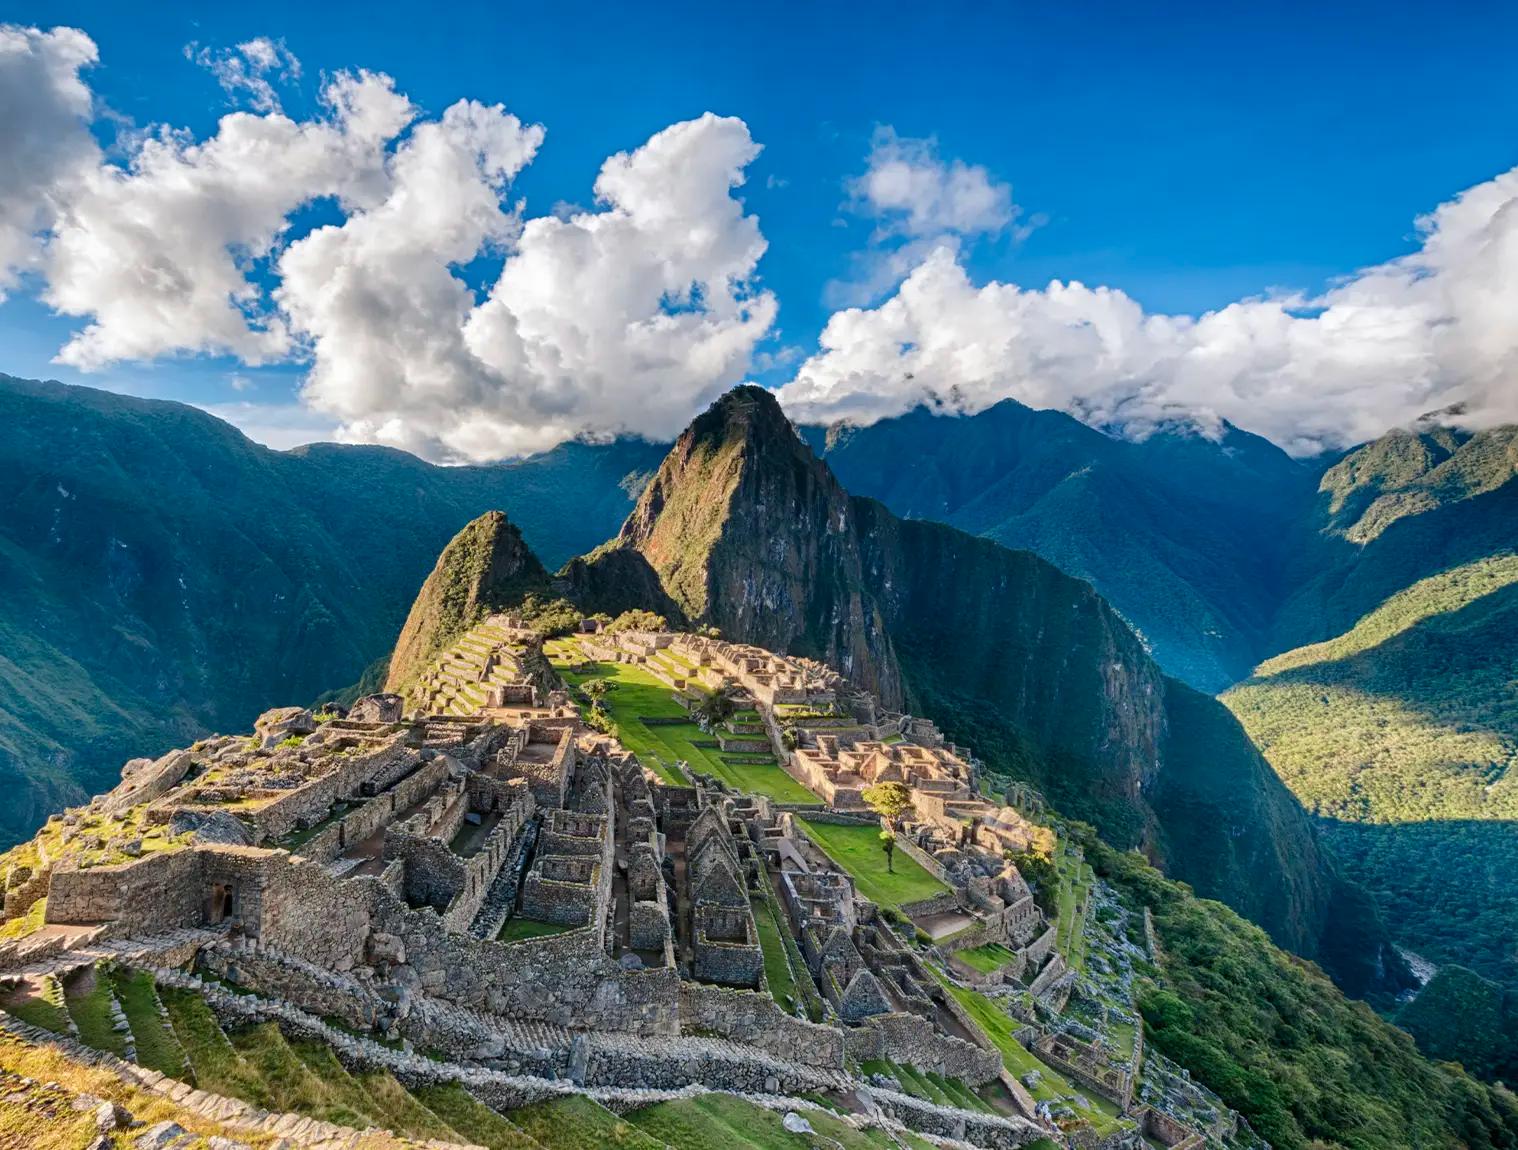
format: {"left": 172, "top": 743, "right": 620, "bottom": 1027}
{"left": 567, "top": 387, "right": 1400, "bottom": 993}
{"left": 1224, "top": 554, "right": 1518, "bottom": 1010}
{"left": 0, "top": 374, "right": 663, "bottom": 846}
{"left": 805, "top": 401, "right": 1317, "bottom": 692}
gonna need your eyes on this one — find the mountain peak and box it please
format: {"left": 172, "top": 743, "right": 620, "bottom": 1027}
{"left": 385, "top": 510, "right": 549, "bottom": 691}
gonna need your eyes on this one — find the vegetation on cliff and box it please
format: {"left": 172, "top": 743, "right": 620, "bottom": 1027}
{"left": 1081, "top": 826, "right": 1518, "bottom": 1150}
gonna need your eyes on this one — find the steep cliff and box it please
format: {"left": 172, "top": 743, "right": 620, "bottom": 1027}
{"left": 385, "top": 511, "right": 549, "bottom": 692}
{"left": 567, "top": 387, "right": 1389, "bottom": 983}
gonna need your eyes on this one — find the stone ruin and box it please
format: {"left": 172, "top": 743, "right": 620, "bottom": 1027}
{"left": 0, "top": 615, "right": 1212, "bottom": 1148}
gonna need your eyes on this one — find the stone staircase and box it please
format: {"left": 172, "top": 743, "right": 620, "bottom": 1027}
{"left": 0, "top": 926, "right": 219, "bottom": 980}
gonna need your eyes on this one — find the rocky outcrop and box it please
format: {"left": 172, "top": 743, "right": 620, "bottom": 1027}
{"left": 385, "top": 512, "right": 550, "bottom": 693}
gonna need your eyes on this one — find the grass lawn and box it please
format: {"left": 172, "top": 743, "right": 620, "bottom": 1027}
{"left": 751, "top": 898, "right": 800, "bottom": 1010}
{"left": 955, "top": 943, "right": 1017, "bottom": 974}
{"left": 554, "top": 655, "right": 816, "bottom": 802}
{"left": 0, "top": 978, "right": 70, "bottom": 1034}
{"left": 629, "top": 1092, "right": 934, "bottom": 1149}
{"left": 411, "top": 1084, "right": 540, "bottom": 1149}
{"left": 932, "top": 973, "right": 1122, "bottom": 1134}
{"left": 63, "top": 968, "right": 128, "bottom": 1056}
{"left": 1054, "top": 847, "right": 1094, "bottom": 971}
{"left": 497, "top": 916, "right": 573, "bottom": 943}
{"left": 797, "top": 818, "right": 947, "bottom": 910}
{"left": 510, "top": 1094, "right": 663, "bottom": 1149}
{"left": 113, "top": 970, "right": 186, "bottom": 1078}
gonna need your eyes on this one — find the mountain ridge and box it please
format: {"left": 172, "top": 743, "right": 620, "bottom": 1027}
{"left": 565, "top": 385, "right": 1400, "bottom": 993}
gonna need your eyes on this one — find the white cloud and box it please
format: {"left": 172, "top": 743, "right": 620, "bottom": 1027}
{"left": 828, "top": 126, "right": 1026, "bottom": 307}
{"left": 781, "top": 162, "right": 1518, "bottom": 455}
{"left": 188, "top": 36, "right": 301, "bottom": 113}
{"left": 0, "top": 25, "right": 97, "bottom": 299}
{"left": 849, "top": 126, "right": 1017, "bottom": 240}
{"left": 43, "top": 69, "right": 414, "bottom": 369}
{"left": 292, "top": 111, "right": 775, "bottom": 460}
{"left": 7, "top": 23, "right": 1518, "bottom": 462}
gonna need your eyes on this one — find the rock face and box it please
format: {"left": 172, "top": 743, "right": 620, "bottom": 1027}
{"left": 385, "top": 511, "right": 549, "bottom": 693}
{"left": 565, "top": 387, "right": 1394, "bottom": 988}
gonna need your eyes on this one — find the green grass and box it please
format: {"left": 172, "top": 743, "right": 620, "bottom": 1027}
{"left": 509, "top": 1094, "right": 662, "bottom": 1149}
{"left": 1054, "top": 848, "right": 1093, "bottom": 971}
{"left": 63, "top": 968, "right": 127, "bottom": 1056}
{"left": 291, "top": 1039, "right": 460, "bottom": 1140}
{"left": 112, "top": 969, "right": 186, "bottom": 1078}
{"left": 796, "top": 818, "right": 947, "bottom": 910}
{"left": 930, "top": 972, "right": 1121, "bottom": 1134}
{"left": 629, "top": 1093, "right": 934, "bottom": 1149}
{"left": 751, "top": 898, "right": 800, "bottom": 1010}
{"left": 160, "top": 988, "right": 270, "bottom": 1105}
{"left": 497, "top": 916, "right": 574, "bottom": 943}
{"left": 0, "top": 897, "right": 45, "bottom": 941}
{"left": 955, "top": 943, "right": 1016, "bottom": 973}
{"left": 554, "top": 656, "right": 816, "bottom": 801}
{"left": 0, "top": 979, "right": 70, "bottom": 1034}
{"left": 411, "top": 1084, "right": 541, "bottom": 1149}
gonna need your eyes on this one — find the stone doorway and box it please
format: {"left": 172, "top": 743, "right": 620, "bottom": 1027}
{"left": 207, "top": 881, "right": 238, "bottom": 925}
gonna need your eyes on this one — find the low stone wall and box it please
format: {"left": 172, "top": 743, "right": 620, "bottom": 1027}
{"left": 678, "top": 983, "right": 845, "bottom": 1068}
{"left": 853, "top": 1012, "right": 1002, "bottom": 1085}
{"left": 894, "top": 835, "right": 953, "bottom": 885}
{"left": 871, "top": 1087, "right": 1044, "bottom": 1149}
{"left": 900, "top": 890, "right": 961, "bottom": 920}
{"left": 3, "top": 862, "right": 52, "bottom": 920}
{"left": 1028, "top": 952, "right": 1066, "bottom": 998}
{"left": 245, "top": 740, "right": 421, "bottom": 844}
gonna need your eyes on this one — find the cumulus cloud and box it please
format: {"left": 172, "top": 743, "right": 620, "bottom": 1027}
{"left": 43, "top": 68, "right": 414, "bottom": 369}
{"left": 781, "top": 162, "right": 1518, "bottom": 455}
{"left": 1, "top": 25, "right": 775, "bottom": 461}
{"left": 849, "top": 126, "right": 1018, "bottom": 240}
{"left": 828, "top": 127, "right": 1028, "bottom": 307}
{"left": 285, "top": 111, "right": 773, "bottom": 459}
{"left": 188, "top": 37, "right": 301, "bottom": 113}
{"left": 0, "top": 25, "right": 98, "bottom": 299}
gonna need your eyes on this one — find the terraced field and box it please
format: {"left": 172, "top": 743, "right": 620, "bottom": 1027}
{"left": 547, "top": 643, "right": 816, "bottom": 802}
{"left": 3, "top": 963, "right": 941, "bottom": 1149}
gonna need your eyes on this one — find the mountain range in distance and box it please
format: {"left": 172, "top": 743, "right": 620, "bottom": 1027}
{"left": 3, "top": 371, "right": 1515, "bottom": 1029}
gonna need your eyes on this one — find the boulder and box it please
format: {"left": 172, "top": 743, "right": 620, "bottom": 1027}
{"left": 168, "top": 809, "right": 252, "bottom": 847}
{"left": 782, "top": 1111, "right": 814, "bottom": 1134}
{"left": 253, "top": 707, "right": 317, "bottom": 749}
{"left": 348, "top": 693, "right": 405, "bottom": 724}
{"left": 134, "top": 1121, "right": 193, "bottom": 1150}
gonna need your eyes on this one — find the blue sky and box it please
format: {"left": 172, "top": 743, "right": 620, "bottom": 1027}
{"left": 5, "top": 0, "right": 1518, "bottom": 455}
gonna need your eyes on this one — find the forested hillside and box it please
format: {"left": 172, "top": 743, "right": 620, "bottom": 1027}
{"left": 0, "top": 375, "right": 662, "bottom": 845}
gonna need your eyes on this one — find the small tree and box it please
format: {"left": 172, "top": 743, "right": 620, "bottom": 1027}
{"left": 879, "top": 830, "right": 897, "bottom": 873}
{"left": 862, "top": 781, "right": 914, "bottom": 827}
{"left": 581, "top": 677, "right": 610, "bottom": 703}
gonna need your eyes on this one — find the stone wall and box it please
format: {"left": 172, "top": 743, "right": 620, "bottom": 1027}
{"left": 692, "top": 904, "right": 762, "bottom": 988}
{"left": 857, "top": 1012, "right": 1001, "bottom": 1084}
{"left": 677, "top": 984, "right": 845, "bottom": 1068}
{"left": 44, "top": 850, "right": 204, "bottom": 932}
{"left": 894, "top": 834, "right": 953, "bottom": 885}
{"left": 386, "top": 831, "right": 465, "bottom": 914}
{"left": 244, "top": 740, "right": 422, "bottom": 843}
{"left": 373, "top": 895, "right": 680, "bottom": 1034}
{"left": 899, "top": 890, "right": 961, "bottom": 919}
